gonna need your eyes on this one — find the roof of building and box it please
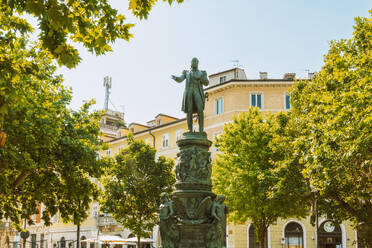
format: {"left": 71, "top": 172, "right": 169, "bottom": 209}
{"left": 128, "top": 122, "right": 150, "bottom": 128}
{"left": 209, "top": 68, "right": 239, "bottom": 77}
{"left": 108, "top": 117, "right": 186, "bottom": 143}
{"left": 155, "top": 113, "right": 179, "bottom": 120}
{"left": 204, "top": 78, "right": 296, "bottom": 91}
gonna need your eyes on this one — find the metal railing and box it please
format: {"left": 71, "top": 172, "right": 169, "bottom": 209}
{"left": 97, "top": 215, "right": 117, "bottom": 226}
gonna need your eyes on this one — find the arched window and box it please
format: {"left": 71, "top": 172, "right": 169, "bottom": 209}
{"left": 60, "top": 237, "right": 66, "bottom": 248}
{"left": 318, "top": 221, "right": 342, "bottom": 248}
{"left": 81, "top": 236, "right": 87, "bottom": 248}
{"left": 248, "top": 225, "right": 268, "bottom": 248}
{"left": 285, "top": 222, "right": 303, "bottom": 248}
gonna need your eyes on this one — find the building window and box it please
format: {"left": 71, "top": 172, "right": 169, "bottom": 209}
{"left": 162, "top": 133, "right": 169, "bottom": 149}
{"left": 60, "top": 237, "right": 66, "bottom": 248}
{"left": 285, "top": 94, "right": 291, "bottom": 110}
{"left": 118, "top": 145, "right": 124, "bottom": 152}
{"left": 318, "top": 221, "right": 342, "bottom": 248}
{"left": 81, "top": 236, "right": 87, "bottom": 248}
{"left": 285, "top": 222, "right": 303, "bottom": 248}
{"left": 31, "top": 234, "right": 36, "bottom": 248}
{"left": 215, "top": 98, "right": 224, "bottom": 115}
{"left": 220, "top": 76, "right": 226, "bottom": 83}
{"left": 176, "top": 129, "right": 183, "bottom": 143}
{"left": 40, "top": 234, "right": 45, "bottom": 248}
{"left": 248, "top": 225, "right": 268, "bottom": 248}
{"left": 251, "top": 94, "right": 262, "bottom": 109}
{"left": 106, "top": 149, "right": 111, "bottom": 156}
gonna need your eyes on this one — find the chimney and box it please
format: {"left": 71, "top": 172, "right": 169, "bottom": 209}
{"left": 283, "top": 73, "right": 296, "bottom": 80}
{"left": 259, "top": 72, "right": 268, "bottom": 80}
{"left": 308, "top": 72, "right": 315, "bottom": 80}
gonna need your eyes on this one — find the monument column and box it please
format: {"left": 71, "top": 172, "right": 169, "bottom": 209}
{"left": 159, "top": 58, "right": 228, "bottom": 248}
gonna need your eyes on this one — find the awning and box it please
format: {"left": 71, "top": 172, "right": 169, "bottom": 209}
{"left": 82, "top": 235, "right": 127, "bottom": 244}
{"left": 81, "top": 235, "right": 154, "bottom": 244}
{"left": 122, "top": 237, "right": 155, "bottom": 243}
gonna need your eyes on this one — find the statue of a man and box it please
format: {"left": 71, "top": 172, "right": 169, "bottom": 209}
{"left": 172, "top": 58, "right": 209, "bottom": 132}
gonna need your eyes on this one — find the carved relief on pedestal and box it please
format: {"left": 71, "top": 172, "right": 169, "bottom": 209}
{"left": 175, "top": 146, "right": 212, "bottom": 185}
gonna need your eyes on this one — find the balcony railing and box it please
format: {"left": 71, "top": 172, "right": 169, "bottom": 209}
{"left": 100, "top": 123, "right": 119, "bottom": 131}
{"left": 97, "top": 215, "right": 117, "bottom": 226}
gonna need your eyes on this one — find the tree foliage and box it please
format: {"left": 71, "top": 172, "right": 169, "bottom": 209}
{"left": 0, "top": 0, "right": 183, "bottom": 126}
{"left": 290, "top": 10, "right": 372, "bottom": 247}
{"left": 100, "top": 136, "right": 175, "bottom": 248}
{"left": 213, "top": 108, "right": 309, "bottom": 248}
{"left": 0, "top": 42, "right": 108, "bottom": 226}
{"left": 1, "top": 0, "right": 183, "bottom": 68}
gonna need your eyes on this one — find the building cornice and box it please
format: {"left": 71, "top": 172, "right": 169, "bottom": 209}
{"left": 205, "top": 79, "right": 296, "bottom": 95}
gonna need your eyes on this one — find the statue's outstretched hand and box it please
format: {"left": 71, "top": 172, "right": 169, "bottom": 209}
{"left": 171, "top": 75, "right": 177, "bottom": 81}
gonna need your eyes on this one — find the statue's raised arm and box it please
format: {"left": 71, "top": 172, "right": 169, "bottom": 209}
{"left": 172, "top": 57, "right": 208, "bottom": 132}
{"left": 171, "top": 70, "right": 187, "bottom": 83}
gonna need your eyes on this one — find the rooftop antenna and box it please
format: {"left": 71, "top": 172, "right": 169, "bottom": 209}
{"left": 109, "top": 99, "right": 118, "bottom": 111}
{"left": 231, "top": 60, "right": 242, "bottom": 68}
{"left": 103, "top": 76, "right": 112, "bottom": 110}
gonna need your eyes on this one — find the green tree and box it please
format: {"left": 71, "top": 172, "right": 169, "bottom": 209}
{"left": 1, "top": 0, "right": 181, "bottom": 229}
{"left": 100, "top": 136, "right": 175, "bottom": 248}
{"left": 0, "top": 41, "right": 108, "bottom": 227}
{"left": 290, "top": 10, "right": 372, "bottom": 247}
{"left": 213, "top": 108, "right": 309, "bottom": 248}
{"left": 0, "top": 0, "right": 183, "bottom": 130}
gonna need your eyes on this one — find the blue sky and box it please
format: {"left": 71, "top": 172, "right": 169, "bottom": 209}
{"left": 58, "top": 0, "right": 371, "bottom": 125}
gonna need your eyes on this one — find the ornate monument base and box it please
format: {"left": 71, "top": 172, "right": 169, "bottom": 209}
{"left": 159, "top": 132, "right": 227, "bottom": 248}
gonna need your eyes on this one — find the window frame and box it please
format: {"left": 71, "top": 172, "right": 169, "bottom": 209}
{"left": 215, "top": 97, "right": 224, "bottom": 115}
{"left": 249, "top": 92, "right": 264, "bottom": 109}
{"left": 219, "top": 76, "right": 226, "bottom": 83}
{"left": 162, "top": 133, "right": 170, "bottom": 149}
{"left": 284, "top": 92, "right": 291, "bottom": 110}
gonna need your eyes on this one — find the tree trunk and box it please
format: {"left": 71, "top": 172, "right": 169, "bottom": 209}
{"left": 77, "top": 222, "right": 80, "bottom": 248}
{"left": 137, "top": 236, "right": 141, "bottom": 248}
{"left": 256, "top": 222, "right": 267, "bottom": 248}
{"left": 357, "top": 222, "right": 372, "bottom": 248}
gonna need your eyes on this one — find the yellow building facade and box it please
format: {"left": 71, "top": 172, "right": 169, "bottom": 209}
{"left": 102, "top": 68, "right": 357, "bottom": 248}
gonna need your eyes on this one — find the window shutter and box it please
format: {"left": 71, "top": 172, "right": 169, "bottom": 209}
{"left": 251, "top": 95, "right": 256, "bottom": 107}
{"left": 257, "top": 95, "right": 262, "bottom": 108}
{"left": 286, "top": 94, "right": 290, "bottom": 109}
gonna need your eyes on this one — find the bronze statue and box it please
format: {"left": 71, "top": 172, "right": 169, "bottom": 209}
{"left": 159, "top": 59, "right": 226, "bottom": 248}
{"left": 172, "top": 57, "right": 209, "bottom": 132}
{"left": 211, "top": 195, "right": 229, "bottom": 248}
{"left": 159, "top": 193, "right": 178, "bottom": 248}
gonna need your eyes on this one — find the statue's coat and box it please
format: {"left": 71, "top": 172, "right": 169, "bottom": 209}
{"left": 176, "top": 70, "right": 209, "bottom": 114}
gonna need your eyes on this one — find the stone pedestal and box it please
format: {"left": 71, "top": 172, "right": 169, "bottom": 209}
{"left": 159, "top": 132, "right": 227, "bottom": 248}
